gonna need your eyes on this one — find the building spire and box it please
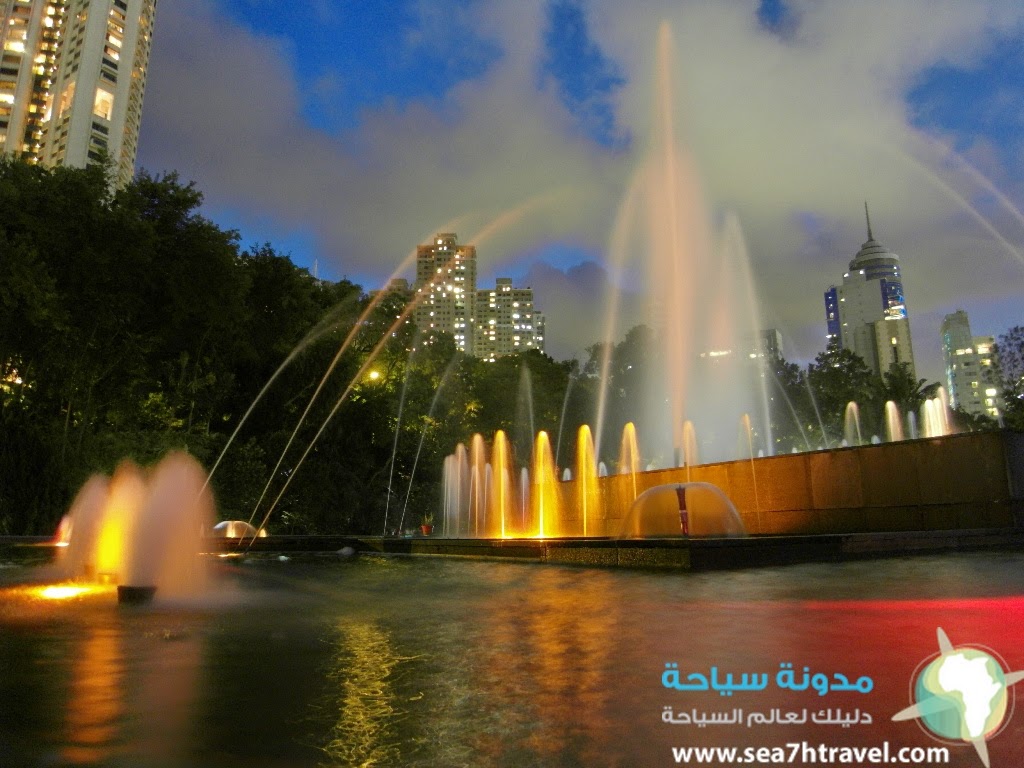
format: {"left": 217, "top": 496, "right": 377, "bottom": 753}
{"left": 864, "top": 201, "right": 874, "bottom": 240}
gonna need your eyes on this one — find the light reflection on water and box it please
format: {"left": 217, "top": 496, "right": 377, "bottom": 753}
{"left": 320, "top": 620, "right": 405, "bottom": 767}
{"left": 64, "top": 627, "right": 123, "bottom": 765}
{"left": 0, "top": 550, "right": 1022, "bottom": 766}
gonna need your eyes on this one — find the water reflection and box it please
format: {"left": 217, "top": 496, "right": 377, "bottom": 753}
{"left": 321, "top": 620, "right": 404, "bottom": 767}
{"left": 474, "top": 568, "right": 619, "bottom": 764}
{"left": 64, "top": 627, "right": 123, "bottom": 765}
{"left": 1, "top": 553, "right": 1023, "bottom": 766}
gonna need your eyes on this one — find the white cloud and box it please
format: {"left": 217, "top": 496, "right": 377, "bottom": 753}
{"left": 137, "top": 0, "right": 1024, "bottom": 380}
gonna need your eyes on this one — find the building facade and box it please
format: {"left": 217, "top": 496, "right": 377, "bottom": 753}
{"left": 411, "top": 233, "right": 546, "bottom": 360}
{"left": 473, "top": 277, "right": 545, "bottom": 361}
{"left": 1, "top": 0, "right": 156, "bottom": 187}
{"left": 823, "top": 206, "right": 916, "bottom": 378}
{"left": 940, "top": 310, "right": 1003, "bottom": 420}
{"left": 413, "top": 233, "right": 477, "bottom": 354}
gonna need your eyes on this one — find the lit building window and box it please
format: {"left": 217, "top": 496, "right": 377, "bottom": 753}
{"left": 93, "top": 87, "right": 114, "bottom": 119}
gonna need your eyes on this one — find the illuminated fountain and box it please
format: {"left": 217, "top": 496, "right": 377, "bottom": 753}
{"left": 922, "top": 388, "right": 953, "bottom": 437}
{"left": 575, "top": 425, "right": 601, "bottom": 537}
{"left": 432, "top": 38, "right": 800, "bottom": 536}
{"left": 843, "top": 402, "right": 863, "bottom": 447}
{"left": 441, "top": 421, "right": 752, "bottom": 539}
{"left": 885, "top": 401, "right": 904, "bottom": 442}
{"left": 595, "top": 23, "right": 771, "bottom": 468}
{"left": 618, "top": 483, "right": 745, "bottom": 538}
{"left": 54, "top": 452, "right": 215, "bottom": 603}
{"left": 433, "top": 23, "right": 972, "bottom": 543}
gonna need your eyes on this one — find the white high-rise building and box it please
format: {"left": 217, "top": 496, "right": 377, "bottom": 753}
{"left": 823, "top": 205, "right": 916, "bottom": 378}
{"left": 410, "top": 234, "right": 547, "bottom": 360}
{"left": 413, "top": 233, "right": 477, "bottom": 354}
{"left": 474, "top": 278, "right": 545, "bottom": 361}
{"left": 1, "top": 0, "right": 156, "bottom": 188}
{"left": 940, "top": 310, "right": 1003, "bottom": 420}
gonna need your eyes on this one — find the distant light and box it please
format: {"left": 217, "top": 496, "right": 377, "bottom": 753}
{"left": 368, "top": 370, "right": 381, "bottom": 381}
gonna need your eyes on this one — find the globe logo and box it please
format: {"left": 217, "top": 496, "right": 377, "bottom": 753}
{"left": 915, "top": 648, "right": 1007, "bottom": 740}
{"left": 894, "top": 628, "right": 1024, "bottom": 768}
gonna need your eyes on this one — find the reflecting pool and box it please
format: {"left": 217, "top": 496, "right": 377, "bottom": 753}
{"left": 1, "top": 548, "right": 1023, "bottom": 767}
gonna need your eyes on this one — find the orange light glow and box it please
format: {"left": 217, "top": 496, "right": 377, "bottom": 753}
{"left": 64, "top": 627, "right": 123, "bottom": 764}
{"left": 491, "top": 431, "right": 512, "bottom": 538}
{"left": 93, "top": 514, "right": 124, "bottom": 582}
{"left": 532, "top": 431, "right": 560, "bottom": 538}
{"left": 575, "top": 425, "right": 601, "bottom": 537}
{"left": 36, "top": 585, "right": 106, "bottom": 600}
{"left": 90, "top": 462, "right": 145, "bottom": 583}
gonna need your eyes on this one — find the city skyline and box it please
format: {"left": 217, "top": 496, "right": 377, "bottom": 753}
{"left": 134, "top": 1, "right": 1024, "bottom": 382}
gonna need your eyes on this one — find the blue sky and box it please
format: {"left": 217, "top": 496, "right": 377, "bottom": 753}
{"left": 136, "top": 0, "right": 1024, "bottom": 380}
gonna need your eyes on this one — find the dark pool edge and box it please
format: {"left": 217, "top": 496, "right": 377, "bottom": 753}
{"left": 205, "top": 528, "right": 1024, "bottom": 570}
{"left": 5, "top": 529, "right": 1021, "bottom": 571}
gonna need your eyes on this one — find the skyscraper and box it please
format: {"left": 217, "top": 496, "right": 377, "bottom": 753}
{"left": 940, "top": 310, "right": 1003, "bottom": 420}
{"left": 823, "top": 205, "right": 916, "bottom": 378}
{"left": 413, "top": 233, "right": 477, "bottom": 354}
{"left": 473, "top": 278, "right": 545, "bottom": 361}
{"left": 410, "top": 233, "right": 547, "bottom": 360}
{"left": 0, "top": 0, "right": 156, "bottom": 188}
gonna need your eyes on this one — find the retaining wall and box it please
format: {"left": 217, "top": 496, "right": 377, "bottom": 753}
{"left": 558, "top": 430, "right": 1024, "bottom": 537}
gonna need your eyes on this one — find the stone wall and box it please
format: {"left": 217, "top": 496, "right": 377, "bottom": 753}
{"left": 558, "top": 430, "right": 1024, "bottom": 537}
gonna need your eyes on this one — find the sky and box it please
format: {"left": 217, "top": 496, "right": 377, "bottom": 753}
{"left": 135, "top": 0, "right": 1024, "bottom": 383}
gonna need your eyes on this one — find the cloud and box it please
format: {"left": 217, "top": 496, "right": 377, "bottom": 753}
{"left": 141, "top": 0, "right": 623, "bottom": 275}
{"left": 518, "top": 259, "right": 645, "bottom": 360}
{"left": 137, "top": 0, "right": 1024, "bottom": 381}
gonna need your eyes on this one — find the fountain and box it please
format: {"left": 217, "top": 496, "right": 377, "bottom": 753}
{"left": 491, "top": 430, "right": 513, "bottom": 538}
{"left": 844, "top": 401, "right": 863, "bottom": 446}
{"left": 885, "top": 401, "right": 905, "bottom": 442}
{"left": 440, "top": 421, "right": 754, "bottom": 539}
{"left": 54, "top": 452, "right": 215, "bottom": 603}
{"left": 575, "top": 425, "right": 601, "bottom": 536}
{"left": 531, "top": 431, "right": 559, "bottom": 538}
{"left": 429, "top": 21, "right": 999, "bottom": 545}
{"left": 617, "top": 483, "right": 746, "bottom": 538}
{"left": 595, "top": 24, "right": 771, "bottom": 468}
{"left": 921, "top": 387, "right": 954, "bottom": 438}
{"left": 427, "top": 25, "right": 830, "bottom": 539}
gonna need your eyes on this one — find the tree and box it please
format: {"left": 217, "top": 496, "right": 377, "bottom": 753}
{"left": 995, "top": 326, "right": 1024, "bottom": 429}
{"left": 806, "top": 342, "right": 879, "bottom": 445}
{"left": 583, "top": 325, "right": 657, "bottom": 459}
{"left": 762, "top": 352, "right": 818, "bottom": 453}
{"left": 879, "top": 362, "right": 939, "bottom": 419}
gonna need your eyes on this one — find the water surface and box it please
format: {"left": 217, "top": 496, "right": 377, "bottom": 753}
{"left": 1, "top": 549, "right": 1022, "bottom": 767}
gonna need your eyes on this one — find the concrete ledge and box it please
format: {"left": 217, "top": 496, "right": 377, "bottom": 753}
{"left": 6, "top": 529, "right": 1022, "bottom": 572}
{"left": 200, "top": 528, "right": 1024, "bottom": 571}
